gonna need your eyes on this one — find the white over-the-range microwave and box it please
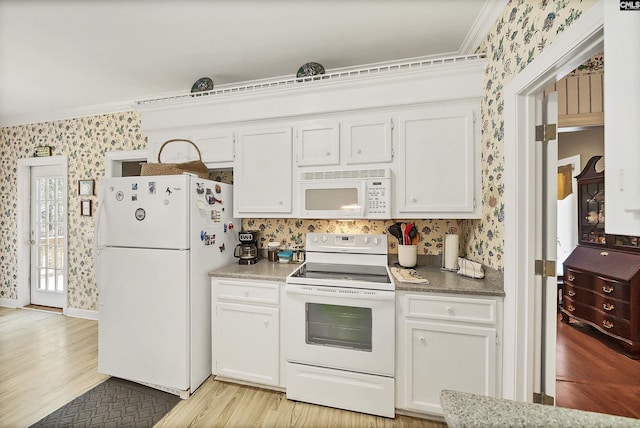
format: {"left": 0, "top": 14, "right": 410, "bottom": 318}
{"left": 298, "top": 168, "right": 391, "bottom": 219}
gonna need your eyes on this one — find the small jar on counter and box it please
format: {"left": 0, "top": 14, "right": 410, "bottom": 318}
{"left": 267, "top": 242, "right": 281, "bottom": 262}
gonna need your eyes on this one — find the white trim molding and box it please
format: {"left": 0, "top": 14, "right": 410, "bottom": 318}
{"left": 502, "top": 0, "right": 603, "bottom": 402}
{"left": 66, "top": 307, "right": 99, "bottom": 321}
{"left": 0, "top": 298, "right": 20, "bottom": 308}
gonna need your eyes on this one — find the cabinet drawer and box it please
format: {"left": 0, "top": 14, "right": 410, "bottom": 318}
{"left": 563, "top": 284, "right": 630, "bottom": 320}
{"left": 216, "top": 280, "right": 280, "bottom": 305}
{"left": 593, "top": 276, "right": 629, "bottom": 302}
{"left": 564, "top": 268, "right": 592, "bottom": 288}
{"left": 565, "top": 268, "right": 630, "bottom": 302}
{"left": 564, "top": 297, "right": 631, "bottom": 339}
{"left": 405, "top": 294, "right": 496, "bottom": 325}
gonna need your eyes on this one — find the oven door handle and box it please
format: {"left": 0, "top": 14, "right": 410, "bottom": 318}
{"left": 285, "top": 284, "right": 395, "bottom": 301}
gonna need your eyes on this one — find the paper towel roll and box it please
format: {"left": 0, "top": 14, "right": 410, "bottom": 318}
{"left": 444, "top": 234, "right": 459, "bottom": 270}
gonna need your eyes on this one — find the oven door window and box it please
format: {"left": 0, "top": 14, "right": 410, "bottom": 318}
{"left": 305, "top": 303, "right": 372, "bottom": 352}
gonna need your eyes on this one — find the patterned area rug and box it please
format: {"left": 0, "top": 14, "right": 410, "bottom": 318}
{"left": 30, "top": 377, "right": 181, "bottom": 428}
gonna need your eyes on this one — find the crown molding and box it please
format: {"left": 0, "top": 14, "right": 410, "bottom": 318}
{"left": 0, "top": 100, "right": 135, "bottom": 128}
{"left": 459, "top": 0, "right": 509, "bottom": 55}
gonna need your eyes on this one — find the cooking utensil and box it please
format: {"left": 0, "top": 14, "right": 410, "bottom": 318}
{"left": 411, "top": 232, "right": 420, "bottom": 245}
{"left": 400, "top": 223, "right": 407, "bottom": 245}
{"left": 387, "top": 223, "right": 402, "bottom": 243}
{"left": 408, "top": 226, "right": 418, "bottom": 241}
{"left": 404, "top": 223, "right": 413, "bottom": 245}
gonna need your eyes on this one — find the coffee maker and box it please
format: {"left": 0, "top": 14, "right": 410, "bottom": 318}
{"left": 234, "top": 230, "right": 259, "bottom": 265}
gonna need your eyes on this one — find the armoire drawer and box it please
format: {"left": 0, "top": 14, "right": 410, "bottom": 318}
{"left": 564, "top": 297, "right": 631, "bottom": 339}
{"left": 563, "top": 284, "right": 630, "bottom": 320}
{"left": 592, "top": 276, "right": 630, "bottom": 302}
{"left": 564, "top": 268, "right": 592, "bottom": 288}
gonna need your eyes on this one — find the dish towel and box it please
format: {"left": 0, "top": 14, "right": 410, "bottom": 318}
{"left": 391, "top": 267, "right": 429, "bottom": 284}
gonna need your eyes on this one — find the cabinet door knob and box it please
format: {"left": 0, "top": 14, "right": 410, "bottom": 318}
{"left": 264, "top": 320, "right": 269, "bottom": 327}
{"left": 243, "top": 290, "right": 249, "bottom": 297}
{"left": 325, "top": 151, "right": 331, "bottom": 156}
{"left": 419, "top": 336, "right": 425, "bottom": 343}
{"left": 411, "top": 197, "right": 417, "bottom": 203}
{"left": 356, "top": 149, "right": 362, "bottom": 154}
{"left": 446, "top": 306, "right": 454, "bottom": 314}
{"left": 278, "top": 200, "right": 283, "bottom": 205}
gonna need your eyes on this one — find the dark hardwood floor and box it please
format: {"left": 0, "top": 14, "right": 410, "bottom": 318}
{"left": 556, "top": 316, "right": 640, "bottom": 419}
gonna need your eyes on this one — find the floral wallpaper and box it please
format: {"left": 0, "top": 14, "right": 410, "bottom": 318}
{"left": 0, "top": 112, "right": 146, "bottom": 309}
{"left": 463, "top": 0, "right": 596, "bottom": 269}
{"left": 0, "top": 0, "right": 598, "bottom": 311}
{"left": 243, "top": 218, "right": 463, "bottom": 256}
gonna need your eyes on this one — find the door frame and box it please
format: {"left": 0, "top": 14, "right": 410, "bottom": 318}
{"left": 17, "top": 155, "right": 69, "bottom": 313}
{"left": 502, "top": 0, "right": 603, "bottom": 401}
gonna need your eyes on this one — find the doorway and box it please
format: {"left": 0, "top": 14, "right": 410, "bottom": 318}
{"left": 501, "top": 2, "right": 604, "bottom": 402}
{"left": 29, "top": 164, "right": 66, "bottom": 308}
{"left": 17, "top": 156, "right": 69, "bottom": 313}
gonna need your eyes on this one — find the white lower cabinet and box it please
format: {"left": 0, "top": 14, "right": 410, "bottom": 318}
{"left": 396, "top": 292, "right": 502, "bottom": 416}
{"left": 212, "top": 278, "right": 281, "bottom": 387}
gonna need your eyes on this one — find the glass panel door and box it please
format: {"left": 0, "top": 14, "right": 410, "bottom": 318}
{"left": 30, "top": 165, "right": 66, "bottom": 307}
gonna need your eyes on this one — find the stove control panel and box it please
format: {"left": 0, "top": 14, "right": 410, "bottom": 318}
{"left": 306, "top": 233, "right": 387, "bottom": 255}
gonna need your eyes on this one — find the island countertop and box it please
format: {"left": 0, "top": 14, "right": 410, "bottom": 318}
{"left": 440, "top": 390, "right": 640, "bottom": 427}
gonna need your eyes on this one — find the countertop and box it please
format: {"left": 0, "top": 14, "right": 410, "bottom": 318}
{"left": 209, "top": 255, "right": 504, "bottom": 297}
{"left": 440, "top": 390, "right": 640, "bottom": 427}
{"left": 390, "top": 255, "right": 504, "bottom": 297}
{"left": 209, "top": 258, "right": 300, "bottom": 282}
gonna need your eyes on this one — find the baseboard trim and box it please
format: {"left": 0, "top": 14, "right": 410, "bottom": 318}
{"left": 66, "top": 307, "right": 99, "bottom": 321}
{"left": 0, "top": 298, "right": 20, "bottom": 308}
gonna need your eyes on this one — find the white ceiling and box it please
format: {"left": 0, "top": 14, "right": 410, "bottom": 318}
{"left": 0, "top": 0, "right": 506, "bottom": 127}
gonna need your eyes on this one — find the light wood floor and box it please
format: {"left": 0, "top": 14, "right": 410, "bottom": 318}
{"left": 0, "top": 307, "right": 444, "bottom": 428}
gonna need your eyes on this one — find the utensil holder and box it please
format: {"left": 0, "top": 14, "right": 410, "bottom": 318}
{"left": 398, "top": 245, "right": 417, "bottom": 268}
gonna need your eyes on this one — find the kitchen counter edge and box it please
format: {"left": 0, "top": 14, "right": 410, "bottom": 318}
{"left": 440, "top": 389, "right": 640, "bottom": 427}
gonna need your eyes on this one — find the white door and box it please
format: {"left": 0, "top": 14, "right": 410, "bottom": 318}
{"left": 533, "top": 92, "right": 558, "bottom": 403}
{"left": 30, "top": 165, "right": 66, "bottom": 308}
{"left": 97, "top": 247, "right": 189, "bottom": 390}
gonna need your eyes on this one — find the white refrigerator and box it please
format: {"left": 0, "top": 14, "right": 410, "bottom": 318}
{"left": 96, "top": 174, "right": 237, "bottom": 398}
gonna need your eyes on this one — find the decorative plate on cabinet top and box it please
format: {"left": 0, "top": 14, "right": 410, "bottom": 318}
{"left": 296, "top": 62, "right": 325, "bottom": 78}
{"left": 191, "top": 77, "right": 214, "bottom": 93}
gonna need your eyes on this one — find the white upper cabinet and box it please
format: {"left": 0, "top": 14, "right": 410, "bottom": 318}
{"left": 295, "top": 121, "right": 340, "bottom": 167}
{"left": 146, "top": 126, "right": 234, "bottom": 168}
{"left": 604, "top": 2, "right": 640, "bottom": 236}
{"left": 343, "top": 115, "right": 393, "bottom": 165}
{"left": 395, "top": 104, "right": 481, "bottom": 218}
{"left": 234, "top": 126, "right": 293, "bottom": 217}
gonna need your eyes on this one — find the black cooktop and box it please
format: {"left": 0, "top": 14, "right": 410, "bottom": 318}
{"left": 290, "top": 262, "right": 391, "bottom": 284}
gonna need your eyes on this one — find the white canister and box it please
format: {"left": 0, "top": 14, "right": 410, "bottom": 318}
{"left": 398, "top": 245, "right": 418, "bottom": 268}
